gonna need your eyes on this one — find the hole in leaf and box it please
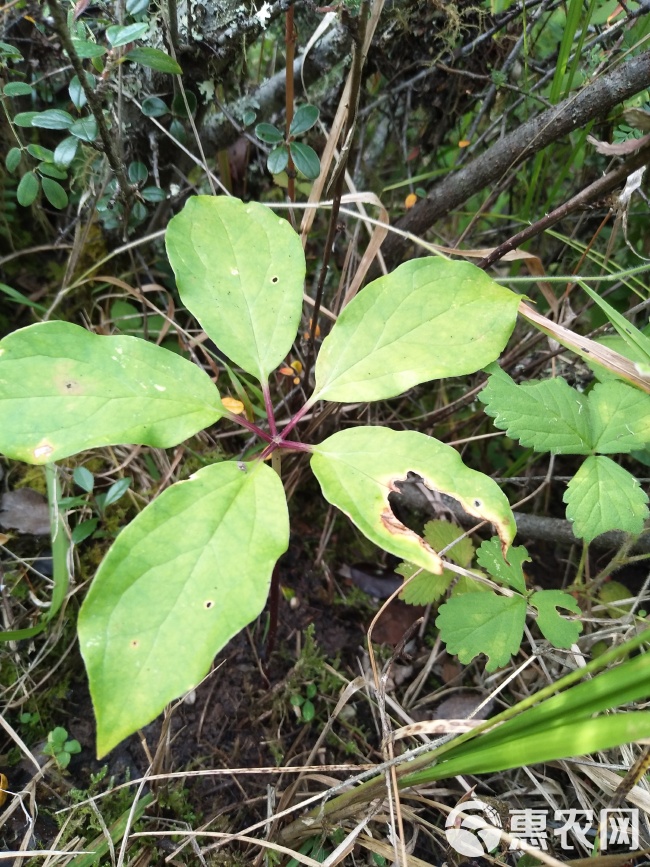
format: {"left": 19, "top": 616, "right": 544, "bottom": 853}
{"left": 270, "top": 276, "right": 279, "bottom": 284}
{"left": 387, "top": 472, "right": 430, "bottom": 537}
{"left": 204, "top": 600, "right": 214, "bottom": 609}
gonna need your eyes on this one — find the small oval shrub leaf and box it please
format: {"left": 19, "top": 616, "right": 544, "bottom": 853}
{"left": 289, "top": 104, "right": 319, "bottom": 136}
{"left": 124, "top": 47, "right": 182, "bottom": 74}
{"left": 41, "top": 177, "right": 69, "bottom": 209}
{"left": 54, "top": 136, "right": 78, "bottom": 169}
{"left": 255, "top": 122, "right": 283, "bottom": 144}
{"left": 289, "top": 142, "right": 320, "bottom": 179}
{"left": 267, "top": 145, "right": 288, "bottom": 175}
{"left": 31, "top": 109, "right": 74, "bottom": 130}
{"left": 5, "top": 147, "right": 22, "bottom": 173}
{"left": 4, "top": 82, "right": 33, "bottom": 96}
{"left": 16, "top": 171, "right": 39, "bottom": 206}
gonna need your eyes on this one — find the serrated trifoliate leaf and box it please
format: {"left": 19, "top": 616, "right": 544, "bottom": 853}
{"left": 166, "top": 196, "right": 305, "bottom": 384}
{"left": 312, "top": 259, "right": 519, "bottom": 403}
{"left": 311, "top": 427, "right": 515, "bottom": 576}
{"left": 0, "top": 321, "right": 225, "bottom": 464}
{"left": 78, "top": 460, "right": 288, "bottom": 757}
{"left": 588, "top": 381, "right": 650, "bottom": 452}
{"left": 530, "top": 590, "right": 582, "bottom": 647}
{"left": 476, "top": 538, "right": 529, "bottom": 593}
{"left": 480, "top": 368, "right": 593, "bottom": 454}
{"left": 564, "top": 455, "right": 649, "bottom": 541}
{"left": 397, "top": 562, "right": 452, "bottom": 605}
{"left": 436, "top": 593, "right": 526, "bottom": 671}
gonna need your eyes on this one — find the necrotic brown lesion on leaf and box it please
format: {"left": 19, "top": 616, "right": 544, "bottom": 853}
{"left": 380, "top": 506, "right": 444, "bottom": 574}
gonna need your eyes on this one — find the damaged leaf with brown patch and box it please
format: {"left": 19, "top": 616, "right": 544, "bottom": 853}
{"left": 311, "top": 427, "right": 515, "bottom": 574}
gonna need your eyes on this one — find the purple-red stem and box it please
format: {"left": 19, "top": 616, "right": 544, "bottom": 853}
{"left": 226, "top": 411, "right": 273, "bottom": 443}
{"left": 262, "top": 384, "right": 277, "bottom": 436}
{"left": 277, "top": 399, "right": 313, "bottom": 440}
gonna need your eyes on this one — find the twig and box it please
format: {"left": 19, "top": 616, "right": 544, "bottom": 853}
{"left": 382, "top": 48, "right": 650, "bottom": 267}
{"left": 304, "top": 3, "right": 370, "bottom": 381}
{"left": 477, "top": 137, "right": 650, "bottom": 269}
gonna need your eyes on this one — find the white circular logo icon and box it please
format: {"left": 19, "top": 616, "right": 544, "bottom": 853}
{"left": 445, "top": 799, "right": 503, "bottom": 857}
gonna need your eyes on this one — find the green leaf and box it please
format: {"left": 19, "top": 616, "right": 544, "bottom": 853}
{"left": 16, "top": 171, "right": 39, "bottom": 206}
{"left": 73, "top": 466, "right": 94, "bottom": 493}
{"left": 398, "top": 521, "right": 476, "bottom": 605}
{"left": 588, "top": 381, "right": 650, "bottom": 453}
{"left": 171, "top": 90, "right": 197, "bottom": 118}
{"left": 106, "top": 22, "right": 149, "bottom": 47}
{"left": 311, "top": 426, "right": 515, "bottom": 576}
{"left": 476, "top": 538, "right": 529, "bottom": 593}
{"left": 72, "top": 518, "right": 99, "bottom": 544}
{"left": 140, "top": 96, "right": 169, "bottom": 117}
{"left": 128, "top": 161, "right": 148, "bottom": 183}
{"left": 564, "top": 455, "right": 649, "bottom": 541}
{"left": 38, "top": 163, "right": 68, "bottom": 180}
{"left": 5, "top": 147, "right": 22, "bottom": 173}
{"left": 581, "top": 282, "right": 650, "bottom": 373}
{"left": 423, "top": 520, "right": 475, "bottom": 567}
{"left": 0, "top": 42, "right": 23, "bottom": 59}
{"left": 124, "top": 47, "right": 182, "bottom": 74}
{"left": 68, "top": 73, "right": 94, "bottom": 110}
{"left": 397, "top": 561, "right": 452, "bottom": 605}
{"left": 289, "top": 104, "right": 319, "bottom": 136}
{"left": 141, "top": 186, "right": 166, "bottom": 202}
{"left": 0, "top": 321, "right": 225, "bottom": 464}
{"left": 27, "top": 144, "right": 54, "bottom": 161}
{"left": 31, "top": 109, "right": 74, "bottom": 130}
{"left": 166, "top": 196, "right": 305, "bottom": 383}
{"left": 436, "top": 593, "right": 527, "bottom": 671}
{"left": 312, "top": 259, "right": 520, "bottom": 403}
{"left": 13, "top": 111, "right": 39, "bottom": 127}
{"left": 102, "top": 477, "right": 131, "bottom": 508}
{"left": 480, "top": 368, "right": 593, "bottom": 454}
{"left": 0, "top": 282, "right": 46, "bottom": 312}
{"left": 267, "top": 145, "right": 288, "bottom": 175}
{"left": 3, "top": 82, "right": 33, "bottom": 96}
{"left": 78, "top": 460, "right": 289, "bottom": 757}
{"left": 69, "top": 116, "right": 98, "bottom": 142}
{"left": 41, "top": 177, "right": 68, "bottom": 209}
{"left": 71, "top": 39, "right": 107, "bottom": 59}
{"left": 530, "top": 590, "right": 582, "bottom": 648}
{"left": 54, "top": 137, "right": 78, "bottom": 169}
{"left": 255, "top": 122, "right": 283, "bottom": 144}
{"left": 289, "top": 142, "right": 320, "bottom": 179}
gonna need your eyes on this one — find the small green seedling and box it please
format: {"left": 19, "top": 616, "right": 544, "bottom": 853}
{"left": 42, "top": 726, "right": 81, "bottom": 769}
{"left": 290, "top": 683, "right": 318, "bottom": 723}
{"left": 59, "top": 466, "right": 132, "bottom": 544}
{"left": 256, "top": 104, "right": 321, "bottom": 179}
